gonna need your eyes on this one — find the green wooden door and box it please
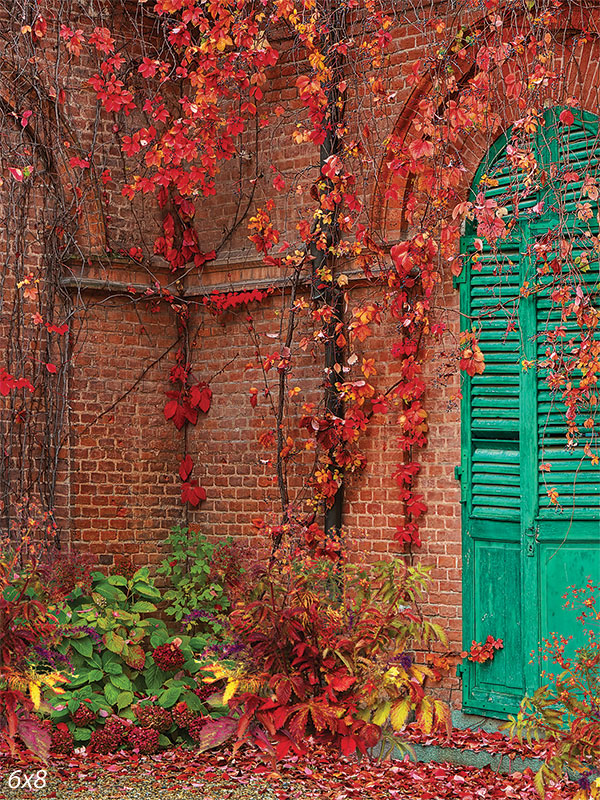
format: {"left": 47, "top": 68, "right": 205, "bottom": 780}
{"left": 460, "top": 109, "right": 600, "bottom": 717}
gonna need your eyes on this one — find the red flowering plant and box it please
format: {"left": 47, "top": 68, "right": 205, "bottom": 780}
{"left": 504, "top": 579, "right": 600, "bottom": 796}
{"left": 191, "top": 522, "right": 450, "bottom": 760}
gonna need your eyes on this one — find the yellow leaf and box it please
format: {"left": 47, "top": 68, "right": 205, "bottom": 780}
{"left": 390, "top": 698, "right": 411, "bottom": 731}
{"left": 222, "top": 679, "right": 240, "bottom": 704}
{"left": 199, "top": 662, "right": 230, "bottom": 682}
{"left": 371, "top": 701, "right": 391, "bottom": 727}
{"left": 29, "top": 681, "right": 41, "bottom": 710}
{"left": 417, "top": 697, "right": 433, "bottom": 734}
{"left": 434, "top": 699, "right": 452, "bottom": 736}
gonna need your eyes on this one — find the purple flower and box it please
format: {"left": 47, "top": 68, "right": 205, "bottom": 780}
{"left": 577, "top": 774, "right": 592, "bottom": 792}
{"left": 30, "top": 644, "right": 73, "bottom": 672}
{"left": 69, "top": 625, "right": 102, "bottom": 644}
{"left": 399, "top": 653, "right": 413, "bottom": 670}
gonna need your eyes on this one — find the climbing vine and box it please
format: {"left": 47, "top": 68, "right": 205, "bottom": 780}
{"left": 0, "top": 0, "right": 598, "bottom": 558}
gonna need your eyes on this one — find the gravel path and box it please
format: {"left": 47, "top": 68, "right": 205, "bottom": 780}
{"left": 0, "top": 746, "right": 578, "bottom": 800}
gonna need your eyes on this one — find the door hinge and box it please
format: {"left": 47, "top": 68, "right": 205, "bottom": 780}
{"left": 452, "top": 270, "right": 466, "bottom": 289}
{"left": 456, "top": 662, "right": 465, "bottom": 678}
{"left": 454, "top": 465, "right": 462, "bottom": 481}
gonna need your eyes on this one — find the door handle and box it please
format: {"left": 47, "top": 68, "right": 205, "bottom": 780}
{"left": 524, "top": 524, "right": 539, "bottom": 557}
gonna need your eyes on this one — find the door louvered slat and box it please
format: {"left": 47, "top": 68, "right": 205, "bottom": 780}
{"left": 536, "top": 115, "right": 600, "bottom": 519}
{"left": 464, "top": 238, "right": 522, "bottom": 519}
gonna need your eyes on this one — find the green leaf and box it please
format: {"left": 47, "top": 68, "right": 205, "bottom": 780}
{"left": 158, "top": 686, "right": 182, "bottom": 709}
{"left": 158, "top": 734, "right": 171, "bottom": 748}
{"left": 110, "top": 674, "right": 132, "bottom": 692}
{"left": 70, "top": 637, "right": 94, "bottom": 658}
{"left": 116, "top": 691, "right": 134, "bottom": 711}
{"left": 73, "top": 727, "right": 92, "bottom": 742}
{"left": 67, "top": 698, "right": 80, "bottom": 713}
{"left": 150, "top": 629, "right": 169, "bottom": 648}
{"left": 144, "top": 663, "right": 165, "bottom": 695}
{"left": 130, "top": 600, "right": 157, "bottom": 613}
{"left": 182, "top": 691, "right": 203, "bottom": 711}
{"left": 104, "top": 683, "right": 120, "bottom": 706}
{"left": 103, "top": 630, "right": 126, "bottom": 654}
{"left": 69, "top": 673, "right": 91, "bottom": 688}
{"left": 132, "top": 581, "right": 161, "bottom": 599}
{"left": 107, "top": 575, "right": 128, "bottom": 586}
{"left": 102, "top": 650, "right": 118, "bottom": 666}
{"left": 94, "top": 582, "right": 128, "bottom": 603}
{"left": 104, "top": 662, "right": 122, "bottom": 676}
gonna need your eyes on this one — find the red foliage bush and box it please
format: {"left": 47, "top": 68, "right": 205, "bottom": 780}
{"left": 70, "top": 704, "right": 96, "bottom": 727}
{"left": 50, "top": 723, "right": 73, "bottom": 754}
{"left": 506, "top": 580, "right": 600, "bottom": 794}
{"left": 194, "top": 530, "right": 450, "bottom": 760}
{"left": 171, "top": 701, "right": 196, "bottom": 728}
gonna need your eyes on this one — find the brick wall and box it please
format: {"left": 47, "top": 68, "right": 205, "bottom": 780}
{"left": 3, "top": 4, "right": 600, "bottom": 710}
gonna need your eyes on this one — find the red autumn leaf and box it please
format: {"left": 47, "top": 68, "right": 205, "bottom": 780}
{"left": 32, "top": 15, "right": 47, "bottom": 39}
{"left": 341, "top": 735, "right": 357, "bottom": 756}
{"left": 179, "top": 454, "right": 193, "bottom": 481}
{"left": 396, "top": 523, "right": 422, "bottom": 548}
{"left": 189, "top": 382, "right": 212, "bottom": 413}
{"left": 139, "top": 57, "right": 158, "bottom": 78}
{"left": 69, "top": 156, "right": 90, "bottom": 169}
{"left": 327, "top": 671, "right": 356, "bottom": 692}
{"left": 408, "top": 138, "right": 434, "bottom": 160}
{"left": 89, "top": 26, "right": 115, "bottom": 54}
{"left": 390, "top": 242, "right": 413, "bottom": 274}
{"left": 406, "top": 493, "right": 427, "bottom": 518}
{"left": 321, "top": 154, "right": 343, "bottom": 179}
{"left": 164, "top": 395, "right": 188, "bottom": 430}
{"left": 559, "top": 108, "right": 575, "bottom": 126}
{"left": 371, "top": 394, "right": 388, "bottom": 414}
{"left": 8, "top": 167, "right": 24, "bottom": 181}
{"left": 45, "top": 363, "right": 57, "bottom": 373}
{"left": 192, "top": 716, "right": 237, "bottom": 752}
{"left": 393, "top": 461, "right": 421, "bottom": 487}
{"left": 181, "top": 479, "right": 206, "bottom": 506}
{"left": 45, "top": 322, "right": 68, "bottom": 335}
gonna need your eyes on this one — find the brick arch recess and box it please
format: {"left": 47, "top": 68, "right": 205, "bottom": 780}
{"left": 372, "top": 5, "right": 600, "bottom": 245}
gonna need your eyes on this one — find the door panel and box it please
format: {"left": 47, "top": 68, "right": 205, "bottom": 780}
{"left": 461, "top": 108, "right": 600, "bottom": 717}
{"left": 465, "top": 536, "right": 526, "bottom": 713}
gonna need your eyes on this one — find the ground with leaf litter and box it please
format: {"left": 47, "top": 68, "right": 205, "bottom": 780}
{"left": 0, "top": 743, "right": 577, "bottom": 800}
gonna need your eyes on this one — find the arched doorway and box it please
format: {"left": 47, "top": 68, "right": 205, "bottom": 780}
{"left": 459, "top": 108, "right": 600, "bottom": 716}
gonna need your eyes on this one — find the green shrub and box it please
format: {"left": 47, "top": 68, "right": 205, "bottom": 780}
{"left": 47, "top": 567, "right": 225, "bottom": 751}
{"left": 157, "top": 526, "right": 234, "bottom": 646}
